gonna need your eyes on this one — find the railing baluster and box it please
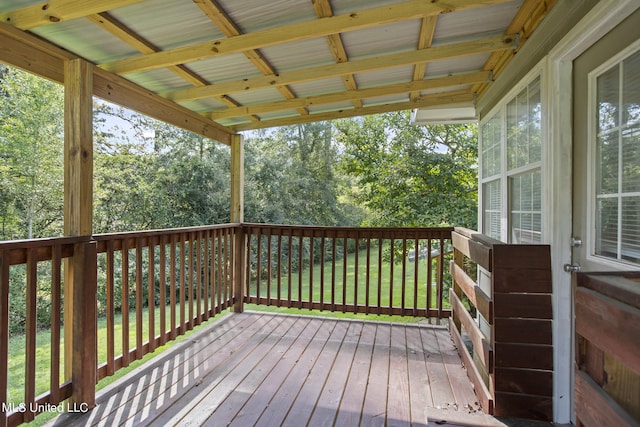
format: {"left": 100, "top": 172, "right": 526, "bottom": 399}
{"left": 256, "top": 229, "right": 262, "bottom": 303}
{"left": 169, "top": 234, "right": 177, "bottom": 340}
{"left": 106, "top": 239, "right": 115, "bottom": 376}
{"left": 438, "top": 237, "right": 445, "bottom": 319}
{"left": 320, "top": 232, "right": 325, "bottom": 310}
{"left": 148, "top": 236, "right": 155, "bottom": 353}
{"left": 297, "top": 235, "right": 303, "bottom": 309}
{"left": 401, "top": 236, "right": 407, "bottom": 315}
{"left": 287, "top": 229, "right": 293, "bottom": 308}
{"left": 159, "top": 236, "right": 167, "bottom": 345}
{"left": 217, "top": 229, "right": 223, "bottom": 310}
{"left": 223, "top": 228, "right": 229, "bottom": 307}
{"left": 341, "top": 236, "right": 348, "bottom": 312}
{"left": 427, "top": 239, "right": 433, "bottom": 318}
{"left": 196, "top": 232, "right": 202, "bottom": 326}
{"left": 365, "top": 237, "right": 371, "bottom": 315}
{"left": 50, "top": 243, "right": 61, "bottom": 402}
{"left": 267, "top": 229, "right": 272, "bottom": 305}
{"left": 377, "top": 236, "right": 383, "bottom": 315}
{"left": 135, "top": 238, "right": 143, "bottom": 360}
{"left": 413, "top": 238, "right": 419, "bottom": 314}
{"left": 277, "top": 232, "right": 282, "bottom": 306}
{"left": 203, "top": 232, "right": 209, "bottom": 321}
{"left": 331, "top": 233, "right": 337, "bottom": 312}
{"left": 179, "top": 235, "right": 186, "bottom": 334}
{"left": 389, "top": 239, "right": 394, "bottom": 312}
{"left": 122, "top": 239, "right": 130, "bottom": 367}
{"left": 353, "top": 232, "right": 359, "bottom": 313}
{"left": 25, "top": 249, "right": 37, "bottom": 422}
{"left": 308, "top": 234, "right": 314, "bottom": 309}
{"left": 188, "top": 234, "right": 195, "bottom": 331}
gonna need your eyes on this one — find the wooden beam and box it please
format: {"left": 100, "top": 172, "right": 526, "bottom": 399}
{"left": 0, "top": 0, "right": 144, "bottom": 30}
{"left": 168, "top": 34, "right": 515, "bottom": 102}
{"left": 231, "top": 91, "right": 474, "bottom": 131}
{"left": 210, "top": 71, "right": 490, "bottom": 120}
{"left": 313, "top": 0, "right": 362, "bottom": 109}
{"left": 100, "top": 0, "right": 512, "bottom": 74}
{"left": 0, "top": 21, "right": 233, "bottom": 144}
{"left": 411, "top": 16, "right": 438, "bottom": 102}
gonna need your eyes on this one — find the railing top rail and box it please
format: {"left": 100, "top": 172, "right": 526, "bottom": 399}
{"left": 243, "top": 223, "right": 453, "bottom": 239}
{"left": 93, "top": 223, "right": 239, "bottom": 241}
{"left": 453, "top": 227, "right": 502, "bottom": 248}
{"left": 0, "top": 235, "right": 90, "bottom": 251}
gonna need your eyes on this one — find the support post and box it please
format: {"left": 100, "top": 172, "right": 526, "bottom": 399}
{"left": 230, "top": 134, "right": 245, "bottom": 312}
{"left": 70, "top": 241, "right": 97, "bottom": 408}
{"left": 63, "top": 57, "right": 95, "bottom": 406}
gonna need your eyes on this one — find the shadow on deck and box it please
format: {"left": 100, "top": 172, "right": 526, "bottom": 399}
{"left": 49, "top": 312, "right": 506, "bottom": 427}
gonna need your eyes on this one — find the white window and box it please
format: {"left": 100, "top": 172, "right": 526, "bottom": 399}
{"left": 593, "top": 48, "right": 640, "bottom": 265}
{"left": 480, "top": 74, "right": 543, "bottom": 243}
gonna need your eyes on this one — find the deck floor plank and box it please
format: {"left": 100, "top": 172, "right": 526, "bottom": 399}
{"left": 48, "top": 312, "right": 506, "bottom": 427}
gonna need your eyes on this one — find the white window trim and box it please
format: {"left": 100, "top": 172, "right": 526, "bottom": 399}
{"left": 586, "top": 38, "right": 640, "bottom": 270}
{"left": 479, "top": 60, "right": 546, "bottom": 243}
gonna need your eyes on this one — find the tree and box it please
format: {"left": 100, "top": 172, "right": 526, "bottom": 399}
{"left": 335, "top": 111, "right": 478, "bottom": 228}
{"left": 0, "top": 65, "right": 64, "bottom": 239}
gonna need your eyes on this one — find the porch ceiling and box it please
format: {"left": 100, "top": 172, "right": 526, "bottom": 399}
{"left": 0, "top": 0, "right": 556, "bottom": 140}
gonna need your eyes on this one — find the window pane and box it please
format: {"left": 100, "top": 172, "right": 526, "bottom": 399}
{"left": 597, "top": 131, "right": 619, "bottom": 195}
{"left": 597, "top": 65, "right": 619, "bottom": 132}
{"left": 595, "top": 197, "right": 618, "bottom": 259}
{"left": 507, "top": 77, "right": 541, "bottom": 170}
{"left": 482, "top": 112, "right": 502, "bottom": 178}
{"left": 621, "top": 196, "right": 640, "bottom": 263}
{"left": 622, "top": 126, "right": 640, "bottom": 193}
{"left": 509, "top": 170, "right": 542, "bottom": 244}
{"left": 483, "top": 180, "right": 501, "bottom": 240}
{"left": 622, "top": 50, "right": 640, "bottom": 125}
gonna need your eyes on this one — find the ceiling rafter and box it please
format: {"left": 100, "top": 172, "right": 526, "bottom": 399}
{"left": 86, "top": 11, "right": 259, "bottom": 123}
{"left": 210, "top": 71, "right": 490, "bottom": 120}
{"left": 193, "top": 0, "right": 308, "bottom": 118}
{"left": 165, "top": 34, "right": 515, "bottom": 102}
{"left": 0, "top": 0, "right": 144, "bottom": 30}
{"left": 231, "top": 91, "right": 474, "bottom": 131}
{"left": 410, "top": 16, "right": 438, "bottom": 102}
{"left": 472, "top": 0, "right": 558, "bottom": 98}
{"left": 312, "top": 0, "right": 362, "bottom": 110}
{"left": 99, "top": 0, "right": 512, "bottom": 75}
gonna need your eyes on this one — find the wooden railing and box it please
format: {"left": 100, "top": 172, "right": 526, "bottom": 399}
{"left": 0, "top": 236, "right": 88, "bottom": 426}
{"left": 449, "top": 227, "right": 553, "bottom": 421}
{"left": 243, "top": 224, "right": 453, "bottom": 318}
{"left": 92, "top": 224, "right": 237, "bottom": 381}
{"left": 1, "top": 223, "right": 453, "bottom": 426}
{"left": 574, "top": 272, "right": 640, "bottom": 427}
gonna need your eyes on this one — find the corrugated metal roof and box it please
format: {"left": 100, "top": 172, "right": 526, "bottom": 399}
{"left": 0, "top": 0, "right": 556, "bottom": 136}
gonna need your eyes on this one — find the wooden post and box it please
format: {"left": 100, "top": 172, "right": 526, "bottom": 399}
{"left": 70, "top": 241, "right": 97, "bottom": 409}
{"left": 63, "top": 57, "right": 94, "bottom": 401}
{"left": 230, "top": 134, "right": 245, "bottom": 312}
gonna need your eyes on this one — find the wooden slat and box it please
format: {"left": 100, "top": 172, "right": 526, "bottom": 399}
{"left": 148, "top": 236, "right": 156, "bottom": 352}
{"left": 493, "top": 292, "right": 552, "bottom": 319}
{"left": 159, "top": 237, "right": 167, "bottom": 344}
{"left": 494, "top": 318, "right": 552, "bottom": 345}
{"left": 494, "top": 367, "right": 553, "bottom": 396}
{"left": 448, "top": 317, "right": 494, "bottom": 414}
{"left": 169, "top": 235, "right": 177, "bottom": 340}
{"left": 494, "top": 342, "right": 553, "bottom": 370}
{"left": 451, "top": 230, "right": 492, "bottom": 271}
{"left": 493, "top": 392, "right": 553, "bottom": 420}
{"left": 25, "top": 249, "right": 37, "bottom": 422}
{"left": 492, "top": 267, "right": 552, "bottom": 294}
{"left": 450, "top": 261, "right": 493, "bottom": 321}
{"left": 0, "top": 257, "right": 8, "bottom": 427}
{"left": 121, "top": 239, "right": 130, "bottom": 367}
{"left": 575, "top": 286, "right": 640, "bottom": 375}
{"left": 135, "top": 238, "right": 143, "bottom": 360}
{"left": 575, "top": 369, "right": 638, "bottom": 427}
{"left": 450, "top": 289, "right": 493, "bottom": 373}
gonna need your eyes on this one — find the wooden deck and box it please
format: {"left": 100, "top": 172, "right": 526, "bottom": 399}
{"left": 49, "top": 312, "right": 507, "bottom": 427}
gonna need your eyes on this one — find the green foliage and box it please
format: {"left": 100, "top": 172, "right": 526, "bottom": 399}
{"left": 335, "top": 111, "right": 478, "bottom": 228}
